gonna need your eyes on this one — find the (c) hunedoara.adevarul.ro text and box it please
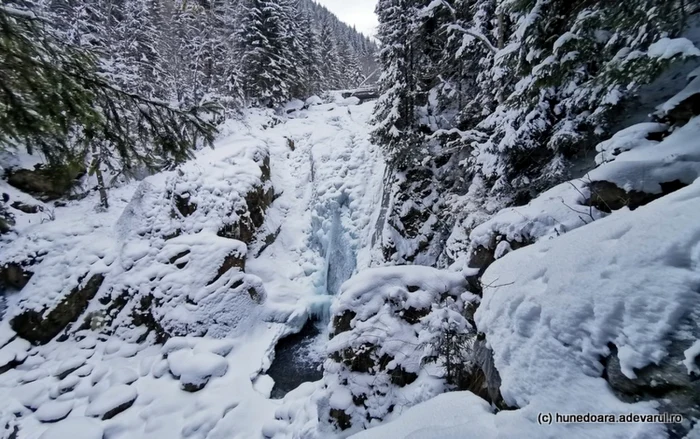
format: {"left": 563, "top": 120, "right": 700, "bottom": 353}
{"left": 537, "top": 412, "right": 683, "bottom": 425}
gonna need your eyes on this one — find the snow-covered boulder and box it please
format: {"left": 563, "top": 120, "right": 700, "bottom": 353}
{"left": 166, "top": 348, "right": 228, "bottom": 391}
{"left": 85, "top": 384, "right": 138, "bottom": 419}
{"left": 305, "top": 95, "right": 323, "bottom": 107}
{"left": 465, "top": 113, "right": 700, "bottom": 286}
{"left": 38, "top": 418, "right": 103, "bottom": 439}
{"left": 317, "top": 266, "right": 473, "bottom": 434}
{"left": 476, "top": 177, "right": 700, "bottom": 438}
{"left": 2, "top": 131, "right": 273, "bottom": 344}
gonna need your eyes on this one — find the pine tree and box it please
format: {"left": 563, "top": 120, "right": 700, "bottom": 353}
{"left": 236, "top": 0, "right": 296, "bottom": 106}
{"left": 318, "top": 19, "right": 343, "bottom": 90}
{"left": 0, "top": 4, "right": 218, "bottom": 208}
{"left": 371, "top": 0, "right": 425, "bottom": 165}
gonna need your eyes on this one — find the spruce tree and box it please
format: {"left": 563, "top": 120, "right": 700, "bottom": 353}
{"left": 0, "top": 4, "right": 218, "bottom": 208}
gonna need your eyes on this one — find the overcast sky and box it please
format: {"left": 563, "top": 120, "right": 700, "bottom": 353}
{"left": 314, "top": 0, "right": 378, "bottom": 38}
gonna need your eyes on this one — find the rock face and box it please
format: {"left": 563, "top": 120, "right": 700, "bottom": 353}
{"left": 318, "top": 266, "right": 472, "bottom": 434}
{"left": 6, "top": 164, "right": 85, "bottom": 201}
{"left": 586, "top": 179, "right": 687, "bottom": 213}
{"left": 11, "top": 274, "right": 104, "bottom": 344}
{"left": 3, "top": 143, "right": 273, "bottom": 345}
{"left": 602, "top": 312, "right": 700, "bottom": 439}
{"left": 0, "top": 262, "right": 34, "bottom": 291}
{"left": 375, "top": 156, "right": 459, "bottom": 266}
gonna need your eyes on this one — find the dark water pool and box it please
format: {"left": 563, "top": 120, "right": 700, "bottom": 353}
{"left": 267, "top": 320, "right": 326, "bottom": 399}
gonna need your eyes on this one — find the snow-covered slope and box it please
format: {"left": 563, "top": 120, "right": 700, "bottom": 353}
{"left": 350, "top": 174, "right": 700, "bottom": 439}
{"left": 0, "top": 98, "right": 386, "bottom": 439}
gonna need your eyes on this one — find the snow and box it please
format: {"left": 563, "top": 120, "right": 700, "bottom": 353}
{"left": 167, "top": 349, "right": 228, "bottom": 388}
{"left": 34, "top": 399, "right": 74, "bottom": 422}
{"left": 683, "top": 340, "right": 700, "bottom": 375}
{"left": 39, "top": 418, "right": 103, "bottom": 439}
{"left": 0, "top": 101, "right": 386, "bottom": 439}
{"left": 474, "top": 177, "right": 700, "bottom": 435}
{"left": 656, "top": 69, "right": 700, "bottom": 116}
{"left": 349, "top": 391, "right": 495, "bottom": 439}
{"left": 647, "top": 37, "right": 700, "bottom": 60}
{"left": 594, "top": 122, "right": 668, "bottom": 165}
{"left": 469, "top": 113, "right": 700, "bottom": 258}
{"left": 84, "top": 384, "right": 138, "bottom": 418}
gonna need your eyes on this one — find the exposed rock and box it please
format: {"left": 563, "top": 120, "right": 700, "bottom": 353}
{"left": 6, "top": 164, "right": 85, "bottom": 201}
{"left": 586, "top": 180, "right": 687, "bottom": 213}
{"left": 662, "top": 91, "right": 700, "bottom": 126}
{"left": 329, "top": 409, "right": 352, "bottom": 431}
{"left": 85, "top": 384, "right": 137, "bottom": 420}
{"left": 321, "top": 266, "right": 470, "bottom": 434}
{"left": 131, "top": 294, "right": 168, "bottom": 344}
{"left": 208, "top": 250, "right": 246, "bottom": 285}
{"left": 168, "top": 250, "right": 190, "bottom": 269}
{"left": 0, "top": 263, "right": 33, "bottom": 291}
{"left": 466, "top": 235, "right": 532, "bottom": 296}
{"left": 10, "top": 202, "right": 42, "bottom": 214}
{"left": 470, "top": 335, "right": 507, "bottom": 409}
{"left": 603, "top": 335, "right": 700, "bottom": 439}
{"left": 11, "top": 273, "right": 104, "bottom": 344}
{"left": 174, "top": 192, "right": 197, "bottom": 217}
{"left": 330, "top": 310, "right": 356, "bottom": 338}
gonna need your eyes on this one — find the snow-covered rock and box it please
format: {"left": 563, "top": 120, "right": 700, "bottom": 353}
{"left": 166, "top": 348, "right": 228, "bottom": 391}
{"left": 1, "top": 126, "right": 273, "bottom": 343}
{"left": 85, "top": 384, "right": 138, "bottom": 419}
{"left": 317, "top": 266, "right": 472, "bottom": 434}
{"left": 475, "top": 177, "right": 700, "bottom": 438}
{"left": 38, "top": 418, "right": 103, "bottom": 439}
{"left": 34, "top": 400, "right": 73, "bottom": 422}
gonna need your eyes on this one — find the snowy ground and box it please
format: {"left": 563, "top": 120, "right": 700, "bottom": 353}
{"left": 0, "top": 98, "right": 386, "bottom": 439}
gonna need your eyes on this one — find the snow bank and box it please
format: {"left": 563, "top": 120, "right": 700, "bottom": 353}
{"left": 474, "top": 177, "right": 700, "bottom": 436}
{"left": 349, "top": 391, "right": 495, "bottom": 439}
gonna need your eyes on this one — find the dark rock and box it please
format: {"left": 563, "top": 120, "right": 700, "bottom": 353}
{"left": 471, "top": 337, "right": 508, "bottom": 409}
{"left": 0, "top": 355, "right": 25, "bottom": 375}
{"left": 467, "top": 236, "right": 532, "bottom": 296}
{"left": 181, "top": 380, "right": 208, "bottom": 392}
{"left": 11, "top": 273, "right": 104, "bottom": 344}
{"left": 1, "top": 193, "right": 8, "bottom": 203}
{"left": 6, "top": 163, "right": 85, "bottom": 201}
{"left": 101, "top": 398, "right": 136, "bottom": 420}
{"left": 336, "top": 344, "right": 377, "bottom": 374}
{"left": 329, "top": 408, "right": 352, "bottom": 431}
{"left": 388, "top": 366, "right": 418, "bottom": 387}
{"left": 330, "top": 310, "right": 356, "bottom": 338}
{"left": 0, "top": 216, "right": 14, "bottom": 234}
{"left": 174, "top": 192, "right": 197, "bottom": 217}
{"left": 254, "top": 226, "right": 282, "bottom": 258}
{"left": 55, "top": 361, "right": 86, "bottom": 380}
{"left": 246, "top": 286, "right": 264, "bottom": 303}
{"left": 0, "top": 263, "right": 33, "bottom": 290}
{"left": 168, "top": 250, "right": 190, "bottom": 269}
{"left": 400, "top": 306, "right": 430, "bottom": 324}
{"left": 352, "top": 393, "right": 367, "bottom": 407}
{"left": 208, "top": 251, "right": 245, "bottom": 285}
{"left": 10, "top": 202, "right": 42, "bottom": 214}
{"left": 131, "top": 294, "right": 168, "bottom": 344}
{"left": 661, "top": 91, "right": 700, "bottom": 126}
{"left": 586, "top": 180, "right": 687, "bottom": 213}
{"left": 602, "top": 335, "right": 700, "bottom": 439}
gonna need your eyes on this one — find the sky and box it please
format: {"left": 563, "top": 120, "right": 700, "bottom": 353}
{"left": 314, "top": 0, "right": 378, "bottom": 38}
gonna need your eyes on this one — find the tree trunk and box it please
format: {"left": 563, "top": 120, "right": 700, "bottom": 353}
{"left": 91, "top": 144, "right": 109, "bottom": 210}
{"left": 497, "top": 12, "right": 506, "bottom": 50}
